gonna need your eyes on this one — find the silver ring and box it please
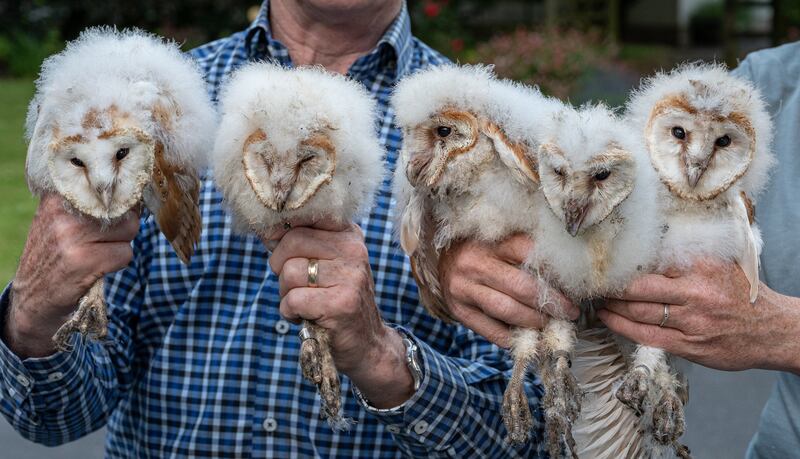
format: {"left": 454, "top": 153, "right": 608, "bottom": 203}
{"left": 307, "top": 259, "right": 319, "bottom": 288}
{"left": 659, "top": 304, "right": 670, "bottom": 327}
{"left": 282, "top": 221, "right": 292, "bottom": 230}
{"left": 298, "top": 326, "right": 316, "bottom": 342}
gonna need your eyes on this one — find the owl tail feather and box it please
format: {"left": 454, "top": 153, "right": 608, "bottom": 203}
{"left": 735, "top": 195, "right": 760, "bottom": 303}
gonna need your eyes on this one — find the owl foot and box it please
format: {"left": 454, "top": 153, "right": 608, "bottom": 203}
{"left": 299, "top": 323, "right": 347, "bottom": 430}
{"left": 652, "top": 389, "right": 686, "bottom": 444}
{"left": 300, "top": 336, "right": 323, "bottom": 385}
{"left": 52, "top": 281, "right": 107, "bottom": 351}
{"left": 502, "top": 375, "right": 533, "bottom": 444}
{"left": 615, "top": 365, "right": 652, "bottom": 415}
{"left": 542, "top": 354, "right": 580, "bottom": 459}
{"left": 317, "top": 346, "right": 344, "bottom": 429}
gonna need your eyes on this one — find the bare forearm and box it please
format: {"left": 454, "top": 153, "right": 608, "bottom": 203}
{"left": 345, "top": 326, "right": 415, "bottom": 408}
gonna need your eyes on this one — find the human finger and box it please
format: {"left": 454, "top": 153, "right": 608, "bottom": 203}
{"left": 608, "top": 274, "right": 692, "bottom": 305}
{"left": 467, "top": 284, "right": 549, "bottom": 331}
{"left": 450, "top": 301, "right": 513, "bottom": 348}
{"left": 604, "top": 300, "right": 687, "bottom": 330}
{"left": 597, "top": 308, "right": 688, "bottom": 352}
{"left": 268, "top": 226, "right": 365, "bottom": 274}
{"left": 279, "top": 257, "right": 345, "bottom": 297}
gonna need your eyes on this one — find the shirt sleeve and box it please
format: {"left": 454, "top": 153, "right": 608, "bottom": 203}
{"left": 354, "top": 324, "right": 543, "bottom": 458}
{"left": 0, "top": 223, "right": 149, "bottom": 447}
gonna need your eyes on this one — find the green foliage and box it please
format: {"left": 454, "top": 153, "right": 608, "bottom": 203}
{"left": 0, "top": 79, "right": 37, "bottom": 283}
{"left": 0, "top": 30, "right": 63, "bottom": 77}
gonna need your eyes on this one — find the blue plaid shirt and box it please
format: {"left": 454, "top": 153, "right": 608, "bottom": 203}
{"left": 0, "top": 2, "right": 544, "bottom": 457}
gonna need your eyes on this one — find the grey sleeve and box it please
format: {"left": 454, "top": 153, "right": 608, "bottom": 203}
{"left": 747, "top": 373, "right": 800, "bottom": 459}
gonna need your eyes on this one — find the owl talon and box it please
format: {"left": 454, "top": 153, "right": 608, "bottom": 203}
{"left": 51, "top": 282, "right": 107, "bottom": 351}
{"left": 299, "top": 325, "right": 346, "bottom": 429}
{"left": 652, "top": 389, "right": 686, "bottom": 444}
{"left": 616, "top": 366, "right": 652, "bottom": 415}
{"left": 317, "top": 349, "right": 344, "bottom": 429}
{"left": 300, "top": 338, "right": 323, "bottom": 385}
{"left": 502, "top": 377, "right": 533, "bottom": 444}
{"left": 542, "top": 354, "right": 580, "bottom": 459}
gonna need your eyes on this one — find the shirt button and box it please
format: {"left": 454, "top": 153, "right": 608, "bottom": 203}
{"left": 47, "top": 372, "right": 64, "bottom": 382}
{"left": 16, "top": 374, "right": 30, "bottom": 387}
{"left": 413, "top": 420, "right": 429, "bottom": 435}
{"left": 386, "top": 425, "right": 401, "bottom": 434}
{"left": 262, "top": 417, "right": 277, "bottom": 433}
{"left": 275, "top": 320, "right": 290, "bottom": 335}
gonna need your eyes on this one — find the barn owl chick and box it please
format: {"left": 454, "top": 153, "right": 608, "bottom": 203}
{"left": 620, "top": 63, "right": 773, "bottom": 455}
{"left": 212, "top": 63, "right": 384, "bottom": 428}
{"left": 25, "top": 28, "right": 215, "bottom": 350}
{"left": 531, "top": 103, "right": 662, "bottom": 458}
{"left": 392, "top": 64, "right": 563, "bottom": 445}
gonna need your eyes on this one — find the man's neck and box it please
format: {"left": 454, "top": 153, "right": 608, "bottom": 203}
{"left": 269, "top": 0, "right": 402, "bottom": 74}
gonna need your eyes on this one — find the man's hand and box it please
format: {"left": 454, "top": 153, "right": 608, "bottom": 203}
{"left": 267, "top": 221, "right": 415, "bottom": 408}
{"left": 4, "top": 194, "right": 139, "bottom": 359}
{"left": 439, "top": 234, "right": 578, "bottom": 348}
{"left": 599, "top": 259, "right": 800, "bottom": 373}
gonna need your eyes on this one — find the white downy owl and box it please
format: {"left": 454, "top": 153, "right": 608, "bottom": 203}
{"left": 619, "top": 63, "right": 774, "bottom": 457}
{"left": 392, "top": 64, "right": 564, "bottom": 445}
{"left": 25, "top": 27, "right": 215, "bottom": 350}
{"left": 531, "top": 103, "right": 663, "bottom": 458}
{"left": 212, "top": 62, "right": 384, "bottom": 429}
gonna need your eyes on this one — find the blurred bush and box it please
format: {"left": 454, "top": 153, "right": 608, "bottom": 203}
{"left": 0, "top": 30, "right": 63, "bottom": 77}
{"left": 0, "top": 0, "right": 257, "bottom": 77}
{"left": 472, "top": 27, "right": 616, "bottom": 99}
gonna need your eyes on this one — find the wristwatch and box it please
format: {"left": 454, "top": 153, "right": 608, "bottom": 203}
{"left": 352, "top": 330, "right": 423, "bottom": 412}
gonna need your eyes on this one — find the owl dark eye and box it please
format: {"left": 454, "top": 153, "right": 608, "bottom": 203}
{"left": 671, "top": 126, "right": 686, "bottom": 140}
{"left": 299, "top": 153, "right": 315, "bottom": 164}
{"left": 436, "top": 126, "right": 452, "bottom": 137}
{"left": 554, "top": 168, "right": 565, "bottom": 177}
{"left": 70, "top": 157, "right": 85, "bottom": 168}
{"left": 594, "top": 170, "right": 611, "bottom": 181}
{"left": 116, "top": 148, "right": 130, "bottom": 161}
{"left": 715, "top": 135, "right": 731, "bottom": 147}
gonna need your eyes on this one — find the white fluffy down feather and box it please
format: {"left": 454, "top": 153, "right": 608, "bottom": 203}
{"left": 25, "top": 27, "right": 215, "bottom": 199}
{"left": 213, "top": 63, "right": 384, "bottom": 236}
{"left": 531, "top": 103, "right": 662, "bottom": 299}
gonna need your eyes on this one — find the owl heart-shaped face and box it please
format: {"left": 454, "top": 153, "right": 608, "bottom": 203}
{"left": 538, "top": 142, "right": 636, "bottom": 237}
{"left": 242, "top": 129, "right": 336, "bottom": 212}
{"left": 404, "top": 109, "right": 480, "bottom": 188}
{"left": 645, "top": 95, "right": 755, "bottom": 201}
{"left": 47, "top": 123, "right": 155, "bottom": 220}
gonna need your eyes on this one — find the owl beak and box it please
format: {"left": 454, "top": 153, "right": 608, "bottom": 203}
{"left": 272, "top": 186, "right": 291, "bottom": 212}
{"left": 425, "top": 153, "right": 449, "bottom": 187}
{"left": 564, "top": 199, "right": 589, "bottom": 237}
{"left": 96, "top": 185, "right": 114, "bottom": 210}
{"left": 685, "top": 160, "right": 709, "bottom": 188}
{"left": 684, "top": 150, "right": 711, "bottom": 188}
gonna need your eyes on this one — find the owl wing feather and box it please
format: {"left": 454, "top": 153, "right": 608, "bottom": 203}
{"left": 144, "top": 142, "right": 202, "bottom": 265}
{"left": 400, "top": 191, "right": 455, "bottom": 322}
{"left": 735, "top": 192, "right": 759, "bottom": 303}
{"left": 482, "top": 120, "right": 539, "bottom": 185}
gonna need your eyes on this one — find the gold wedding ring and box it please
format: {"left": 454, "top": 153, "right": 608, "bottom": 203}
{"left": 307, "top": 258, "right": 319, "bottom": 288}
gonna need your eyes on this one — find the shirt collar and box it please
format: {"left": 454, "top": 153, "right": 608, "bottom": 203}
{"left": 244, "top": 0, "right": 414, "bottom": 78}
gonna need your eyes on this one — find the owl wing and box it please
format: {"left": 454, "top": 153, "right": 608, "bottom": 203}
{"left": 399, "top": 191, "right": 455, "bottom": 322}
{"left": 143, "top": 142, "right": 202, "bottom": 265}
{"left": 735, "top": 191, "right": 760, "bottom": 303}
{"left": 482, "top": 120, "right": 539, "bottom": 185}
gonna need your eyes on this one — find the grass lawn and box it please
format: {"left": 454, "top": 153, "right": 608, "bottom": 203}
{"left": 0, "top": 79, "right": 36, "bottom": 284}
